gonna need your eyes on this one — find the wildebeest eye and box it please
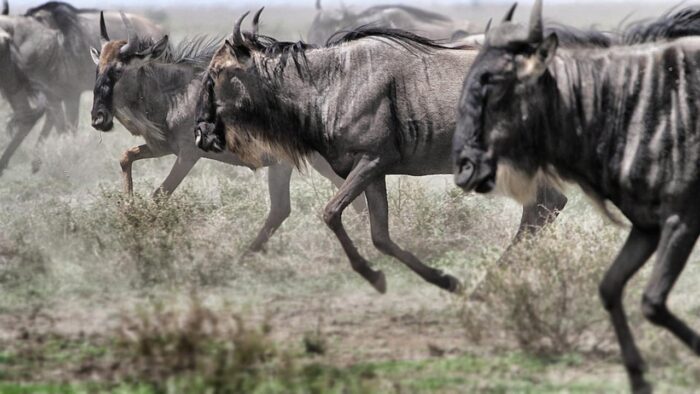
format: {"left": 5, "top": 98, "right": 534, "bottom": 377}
{"left": 480, "top": 72, "right": 492, "bottom": 85}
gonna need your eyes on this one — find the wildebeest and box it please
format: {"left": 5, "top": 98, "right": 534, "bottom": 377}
{"left": 0, "top": 1, "right": 162, "bottom": 176}
{"left": 194, "top": 10, "right": 568, "bottom": 294}
{"left": 91, "top": 13, "right": 358, "bottom": 252}
{"left": 452, "top": 2, "right": 700, "bottom": 392}
{"left": 308, "top": 1, "right": 470, "bottom": 45}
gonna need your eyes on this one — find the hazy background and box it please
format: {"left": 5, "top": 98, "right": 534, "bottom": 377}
{"left": 4, "top": 0, "right": 680, "bottom": 43}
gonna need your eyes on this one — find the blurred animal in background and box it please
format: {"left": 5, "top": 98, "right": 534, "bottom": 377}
{"left": 308, "top": 0, "right": 472, "bottom": 45}
{"left": 0, "top": 1, "right": 163, "bottom": 176}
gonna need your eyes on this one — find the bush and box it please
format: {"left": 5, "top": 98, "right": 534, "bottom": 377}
{"left": 114, "top": 298, "right": 376, "bottom": 393}
{"left": 461, "top": 217, "right": 623, "bottom": 357}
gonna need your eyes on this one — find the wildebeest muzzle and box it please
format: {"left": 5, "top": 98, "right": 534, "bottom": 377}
{"left": 454, "top": 146, "right": 496, "bottom": 194}
{"left": 194, "top": 120, "right": 225, "bottom": 153}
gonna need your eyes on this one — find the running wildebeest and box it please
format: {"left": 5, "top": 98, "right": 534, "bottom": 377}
{"left": 452, "top": 2, "right": 700, "bottom": 392}
{"left": 0, "top": 1, "right": 162, "bottom": 176}
{"left": 91, "top": 13, "right": 360, "bottom": 252}
{"left": 308, "top": 0, "right": 470, "bottom": 45}
{"left": 194, "top": 10, "right": 569, "bottom": 294}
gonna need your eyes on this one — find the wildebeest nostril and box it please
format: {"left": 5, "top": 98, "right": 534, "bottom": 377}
{"left": 92, "top": 114, "right": 104, "bottom": 126}
{"left": 454, "top": 157, "right": 476, "bottom": 188}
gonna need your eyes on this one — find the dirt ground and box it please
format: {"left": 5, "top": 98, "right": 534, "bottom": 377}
{"left": 2, "top": 2, "right": 700, "bottom": 393}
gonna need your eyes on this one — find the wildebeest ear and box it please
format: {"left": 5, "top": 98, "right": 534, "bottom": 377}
{"left": 517, "top": 33, "right": 558, "bottom": 81}
{"left": 537, "top": 33, "right": 558, "bottom": 66}
{"left": 134, "top": 35, "right": 169, "bottom": 62}
{"left": 90, "top": 47, "right": 101, "bottom": 65}
{"left": 225, "top": 39, "right": 251, "bottom": 63}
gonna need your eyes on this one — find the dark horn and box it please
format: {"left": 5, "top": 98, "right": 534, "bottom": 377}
{"left": 233, "top": 11, "right": 250, "bottom": 46}
{"left": 484, "top": 18, "right": 492, "bottom": 34}
{"left": 119, "top": 11, "right": 138, "bottom": 54}
{"left": 2, "top": 0, "right": 8, "bottom": 16}
{"left": 528, "top": 0, "right": 544, "bottom": 42}
{"left": 252, "top": 7, "right": 264, "bottom": 36}
{"left": 99, "top": 11, "right": 110, "bottom": 44}
{"left": 315, "top": 0, "right": 321, "bottom": 11}
{"left": 502, "top": 2, "right": 517, "bottom": 23}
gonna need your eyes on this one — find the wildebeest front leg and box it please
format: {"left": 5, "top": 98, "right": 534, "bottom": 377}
{"left": 308, "top": 154, "right": 367, "bottom": 213}
{"left": 152, "top": 154, "right": 199, "bottom": 199}
{"left": 0, "top": 109, "right": 43, "bottom": 176}
{"left": 514, "top": 183, "right": 568, "bottom": 241}
{"left": 120, "top": 144, "right": 162, "bottom": 196}
{"left": 248, "top": 163, "right": 294, "bottom": 253}
{"left": 32, "top": 105, "right": 68, "bottom": 174}
{"left": 63, "top": 93, "right": 81, "bottom": 134}
{"left": 36, "top": 106, "right": 66, "bottom": 145}
{"left": 599, "top": 226, "right": 660, "bottom": 394}
{"left": 641, "top": 215, "right": 700, "bottom": 355}
{"left": 323, "top": 155, "right": 386, "bottom": 293}
{"left": 365, "top": 177, "right": 462, "bottom": 293}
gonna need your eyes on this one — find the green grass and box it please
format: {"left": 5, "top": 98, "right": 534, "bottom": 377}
{"left": 3, "top": 3, "right": 700, "bottom": 393}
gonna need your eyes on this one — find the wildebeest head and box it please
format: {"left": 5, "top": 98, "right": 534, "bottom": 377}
{"left": 307, "top": 0, "right": 354, "bottom": 45}
{"left": 195, "top": 9, "right": 266, "bottom": 162}
{"left": 453, "top": 0, "right": 558, "bottom": 201}
{"left": 90, "top": 11, "right": 168, "bottom": 131}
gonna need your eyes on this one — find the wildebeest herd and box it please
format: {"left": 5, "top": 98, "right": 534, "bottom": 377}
{"left": 3, "top": 0, "right": 700, "bottom": 392}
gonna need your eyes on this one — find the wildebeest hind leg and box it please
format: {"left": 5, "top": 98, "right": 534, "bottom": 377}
{"left": 152, "top": 154, "right": 198, "bottom": 199}
{"left": 248, "top": 163, "right": 294, "bottom": 253}
{"left": 641, "top": 216, "right": 700, "bottom": 355}
{"left": 322, "top": 155, "right": 387, "bottom": 293}
{"left": 365, "top": 177, "right": 462, "bottom": 293}
{"left": 599, "top": 226, "right": 659, "bottom": 394}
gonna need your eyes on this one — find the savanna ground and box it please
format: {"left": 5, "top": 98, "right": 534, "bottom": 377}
{"left": 2, "top": 2, "right": 700, "bottom": 393}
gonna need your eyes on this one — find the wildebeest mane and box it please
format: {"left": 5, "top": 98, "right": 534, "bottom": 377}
{"left": 326, "top": 25, "right": 451, "bottom": 50}
{"left": 168, "top": 35, "right": 223, "bottom": 70}
{"left": 544, "top": 23, "right": 613, "bottom": 48}
{"left": 246, "top": 26, "right": 455, "bottom": 82}
{"left": 622, "top": 6, "right": 700, "bottom": 44}
{"left": 357, "top": 5, "right": 452, "bottom": 23}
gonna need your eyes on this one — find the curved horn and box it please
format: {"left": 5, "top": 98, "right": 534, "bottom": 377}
{"left": 99, "top": 11, "right": 110, "bottom": 45}
{"left": 502, "top": 3, "right": 517, "bottom": 23}
{"left": 233, "top": 11, "right": 250, "bottom": 47}
{"left": 315, "top": 0, "right": 321, "bottom": 11}
{"left": 252, "top": 7, "right": 264, "bottom": 36}
{"left": 528, "top": 0, "right": 543, "bottom": 42}
{"left": 119, "top": 11, "right": 138, "bottom": 54}
{"left": 484, "top": 18, "right": 492, "bottom": 34}
{"left": 2, "top": 0, "right": 8, "bottom": 16}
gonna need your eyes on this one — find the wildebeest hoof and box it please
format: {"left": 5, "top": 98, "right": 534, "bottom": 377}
{"left": 630, "top": 375, "right": 652, "bottom": 394}
{"left": 31, "top": 159, "right": 42, "bottom": 174}
{"left": 370, "top": 271, "right": 387, "bottom": 294}
{"left": 246, "top": 244, "right": 267, "bottom": 255}
{"left": 632, "top": 381, "right": 652, "bottom": 394}
{"left": 442, "top": 275, "right": 463, "bottom": 294}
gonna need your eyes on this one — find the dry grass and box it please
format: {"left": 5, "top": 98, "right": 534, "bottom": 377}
{"left": 2, "top": 2, "right": 700, "bottom": 392}
{"left": 461, "top": 213, "right": 623, "bottom": 357}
